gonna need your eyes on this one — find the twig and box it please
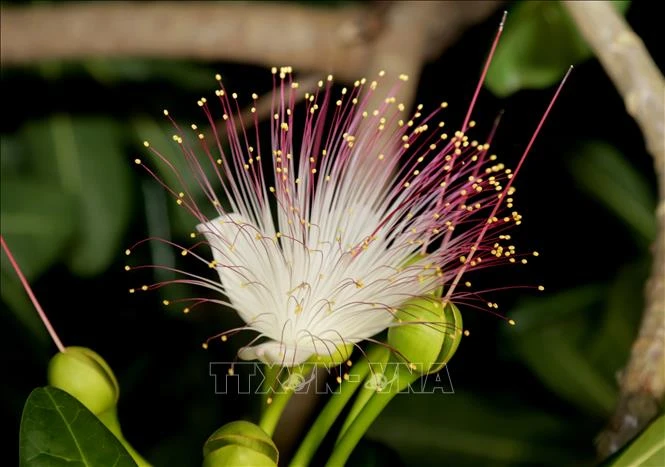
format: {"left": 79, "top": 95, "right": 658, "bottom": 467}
{"left": 0, "top": 2, "right": 367, "bottom": 80}
{"left": 358, "top": 1, "right": 502, "bottom": 109}
{"left": 563, "top": 0, "right": 665, "bottom": 458}
{"left": 351, "top": 1, "right": 502, "bottom": 177}
{"left": 0, "top": 1, "right": 500, "bottom": 83}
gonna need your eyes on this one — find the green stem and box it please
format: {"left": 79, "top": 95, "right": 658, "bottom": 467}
{"left": 289, "top": 347, "right": 389, "bottom": 467}
{"left": 261, "top": 364, "right": 283, "bottom": 410}
{"left": 259, "top": 389, "right": 293, "bottom": 437}
{"left": 259, "top": 366, "right": 312, "bottom": 437}
{"left": 98, "top": 407, "right": 152, "bottom": 466}
{"left": 325, "top": 363, "right": 418, "bottom": 467}
{"left": 336, "top": 348, "right": 394, "bottom": 439}
{"left": 336, "top": 378, "right": 377, "bottom": 440}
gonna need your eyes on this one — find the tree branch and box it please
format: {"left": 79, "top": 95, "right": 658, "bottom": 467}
{"left": 1, "top": 1, "right": 500, "bottom": 82}
{"left": 563, "top": 0, "right": 665, "bottom": 458}
{"left": 0, "top": 2, "right": 364, "bottom": 79}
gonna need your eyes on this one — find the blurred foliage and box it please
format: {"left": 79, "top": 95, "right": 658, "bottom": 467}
{"left": 23, "top": 116, "right": 133, "bottom": 276}
{"left": 2, "top": 1, "right": 663, "bottom": 466}
{"left": 369, "top": 392, "right": 589, "bottom": 466}
{"left": 82, "top": 59, "right": 222, "bottom": 90}
{"left": 486, "top": 1, "right": 631, "bottom": 97}
{"left": 131, "top": 116, "right": 224, "bottom": 236}
{"left": 507, "top": 285, "right": 617, "bottom": 417}
{"left": 1, "top": 178, "right": 76, "bottom": 342}
{"left": 569, "top": 140, "right": 657, "bottom": 244}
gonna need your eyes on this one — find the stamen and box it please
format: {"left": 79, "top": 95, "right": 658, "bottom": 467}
{"left": 1, "top": 235, "right": 65, "bottom": 353}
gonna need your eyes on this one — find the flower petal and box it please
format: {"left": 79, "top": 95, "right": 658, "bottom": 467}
{"left": 238, "top": 340, "right": 315, "bottom": 366}
{"left": 196, "top": 213, "right": 282, "bottom": 333}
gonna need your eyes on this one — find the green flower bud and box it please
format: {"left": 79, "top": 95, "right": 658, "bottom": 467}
{"left": 203, "top": 421, "right": 278, "bottom": 467}
{"left": 47, "top": 346, "right": 119, "bottom": 415}
{"left": 308, "top": 342, "right": 354, "bottom": 367}
{"left": 402, "top": 253, "right": 428, "bottom": 268}
{"left": 387, "top": 298, "right": 463, "bottom": 375}
{"left": 48, "top": 346, "right": 151, "bottom": 466}
{"left": 204, "top": 445, "right": 275, "bottom": 467}
{"left": 402, "top": 253, "right": 443, "bottom": 297}
{"left": 429, "top": 301, "right": 464, "bottom": 373}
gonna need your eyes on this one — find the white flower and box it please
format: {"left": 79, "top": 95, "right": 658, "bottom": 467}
{"left": 131, "top": 65, "right": 561, "bottom": 366}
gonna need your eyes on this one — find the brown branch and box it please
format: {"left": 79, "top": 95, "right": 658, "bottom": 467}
{"left": 349, "top": 1, "right": 502, "bottom": 176}
{"left": 0, "top": 1, "right": 500, "bottom": 83}
{"left": 0, "top": 2, "right": 367, "bottom": 80}
{"left": 563, "top": 0, "right": 665, "bottom": 459}
{"left": 1, "top": 0, "right": 501, "bottom": 160}
{"left": 357, "top": 0, "right": 502, "bottom": 109}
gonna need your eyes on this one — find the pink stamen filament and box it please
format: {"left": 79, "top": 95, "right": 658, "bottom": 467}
{"left": 1, "top": 235, "right": 66, "bottom": 353}
{"left": 445, "top": 66, "right": 573, "bottom": 302}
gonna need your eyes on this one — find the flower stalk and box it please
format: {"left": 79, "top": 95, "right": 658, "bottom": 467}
{"left": 327, "top": 362, "right": 416, "bottom": 467}
{"left": 289, "top": 345, "right": 389, "bottom": 467}
{"left": 259, "top": 365, "right": 313, "bottom": 437}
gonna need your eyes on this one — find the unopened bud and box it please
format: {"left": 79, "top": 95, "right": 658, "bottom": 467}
{"left": 308, "top": 343, "right": 354, "bottom": 367}
{"left": 203, "top": 420, "right": 278, "bottom": 467}
{"left": 388, "top": 298, "right": 463, "bottom": 375}
{"left": 47, "top": 346, "right": 119, "bottom": 415}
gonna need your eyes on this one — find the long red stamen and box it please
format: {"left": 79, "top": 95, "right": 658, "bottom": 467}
{"left": 461, "top": 10, "right": 508, "bottom": 132}
{"left": 445, "top": 66, "right": 574, "bottom": 302}
{"left": 1, "top": 235, "right": 66, "bottom": 352}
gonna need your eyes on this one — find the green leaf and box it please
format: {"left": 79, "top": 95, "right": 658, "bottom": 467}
{"left": 608, "top": 415, "right": 665, "bottom": 466}
{"left": 131, "top": 116, "right": 225, "bottom": 235}
{"left": 569, "top": 141, "right": 656, "bottom": 244}
{"left": 587, "top": 260, "right": 648, "bottom": 379}
{"left": 0, "top": 177, "right": 77, "bottom": 342}
{"left": 131, "top": 116, "right": 191, "bottom": 235}
{"left": 508, "top": 285, "right": 618, "bottom": 417}
{"left": 22, "top": 116, "right": 133, "bottom": 276}
{"left": 131, "top": 117, "right": 227, "bottom": 310}
{"left": 0, "top": 178, "right": 77, "bottom": 279}
{"left": 19, "top": 386, "right": 137, "bottom": 467}
{"left": 1, "top": 133, "right": 27, "bottom": 175}
{"left": 347, "top": 439, "right": 404, "bottom": 467}
{"left": 486, "top": 1, "right": 631, "bottom": 96}
{"left": 515, "top": 329, "right": 617, "bottom": 417}
{"left": 507, "top": 284, "right": 605, "bottom": 336}
{"left": 368, "top": 392, "right": 587, "bottom": 466}
{"left": 0, "top": 272, "right": 49, "bottom": 346}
